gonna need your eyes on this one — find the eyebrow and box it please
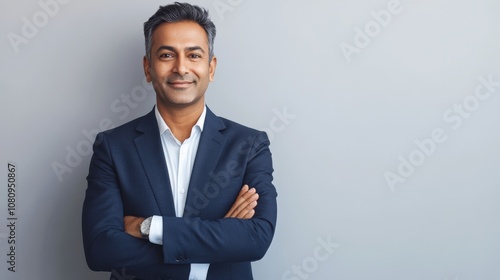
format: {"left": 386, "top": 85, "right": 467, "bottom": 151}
{"left": 155, "top": 45, "right": 206, "bottom": 54}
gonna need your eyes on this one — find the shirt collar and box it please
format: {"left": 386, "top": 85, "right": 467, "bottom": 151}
{"left": 154, "top": 105, "right": 206, "bottom": 136}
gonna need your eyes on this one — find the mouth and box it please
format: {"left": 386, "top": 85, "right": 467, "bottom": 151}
{"left": 167, "top": 81, "right": 194, "bottom": 89}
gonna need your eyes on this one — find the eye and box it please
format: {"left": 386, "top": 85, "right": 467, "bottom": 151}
{"left": 189, "top": 53, "right": 202, "bottom": 59}
{"left": 159, "top": 53, "right": 174, "bottom": 59}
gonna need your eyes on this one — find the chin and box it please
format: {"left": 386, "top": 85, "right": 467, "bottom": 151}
{"left": 168, "top": 98, "right": 201, "bottom": 107}
{"left": 158, "top": 92, "right": 203, "bottom": 108}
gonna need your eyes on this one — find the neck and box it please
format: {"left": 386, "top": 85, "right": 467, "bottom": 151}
{"left": 157, "top": 102, "right": 204, "bottom": 143}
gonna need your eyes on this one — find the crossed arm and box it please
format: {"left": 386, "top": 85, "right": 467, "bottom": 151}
{"left": 123, "top": 185, "right": 259, "bottom": 238}
{"left": 83, "top": 131, "right": 276, "bottom": 271}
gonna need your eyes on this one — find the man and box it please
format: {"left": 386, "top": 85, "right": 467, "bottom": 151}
{"left": 82, "top": 2, "right": 277, "bottom": 280}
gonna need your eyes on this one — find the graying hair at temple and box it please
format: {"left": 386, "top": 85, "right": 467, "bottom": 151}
{"left": 143, "top": 2, "right": 216, "bottom": 61}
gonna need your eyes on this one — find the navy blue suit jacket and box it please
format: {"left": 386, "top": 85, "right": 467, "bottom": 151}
{"left": 82, "top": 107, "right": 277, "bottom": 280}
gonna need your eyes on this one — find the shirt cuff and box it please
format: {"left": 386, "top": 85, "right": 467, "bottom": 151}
{"left": 148, "top": 215, "right": 163, "bottom": 245}
{"left": 190, "top": 263, "right": 210, "bottom": 280}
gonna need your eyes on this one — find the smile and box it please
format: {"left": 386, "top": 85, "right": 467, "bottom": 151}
{"left": 167, "top": 81, "right": 194, "bottom": 89}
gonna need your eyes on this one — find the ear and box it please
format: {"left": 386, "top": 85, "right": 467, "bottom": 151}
{"left": 209, "top": 56, "right": 217, "bottom": 82}
{"left": 143, "top": 56, "right": 152, "bottom": 83}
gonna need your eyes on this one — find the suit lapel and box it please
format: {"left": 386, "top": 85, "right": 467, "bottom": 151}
{"left": 134, "top": 109, "right": 176, "bottom": 217}
{"left": 183, "top": 107, "right": 227, "bottom": 217}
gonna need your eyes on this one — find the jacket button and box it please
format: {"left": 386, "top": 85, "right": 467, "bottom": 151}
{"left": 175, "top": 256, "right": 188, "bottom": 262}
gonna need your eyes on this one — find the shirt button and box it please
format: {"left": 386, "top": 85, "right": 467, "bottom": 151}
{"left": 180, "top": 189, "right": 185, "bottom": 194}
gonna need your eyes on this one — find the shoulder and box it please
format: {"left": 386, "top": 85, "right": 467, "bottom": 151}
{"left": 219, "top": 117, "right": 259, "bottom": 135}
{"left": 212, "top": 113, "right": 270, "bottom": 148}
{"left": 98, "top": 109, "right": 155, "bottom": 140}
{"left": 206, "top": 107, "right": 262, "bottom": 139}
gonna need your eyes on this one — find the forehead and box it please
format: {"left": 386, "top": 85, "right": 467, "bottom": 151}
{"left": 151, "top": 21, "right": 209, "bottom": 50}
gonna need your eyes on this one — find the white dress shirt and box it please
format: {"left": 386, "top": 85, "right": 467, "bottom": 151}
{"left": 149, "top": 105, "right": 209, "bottom": 280}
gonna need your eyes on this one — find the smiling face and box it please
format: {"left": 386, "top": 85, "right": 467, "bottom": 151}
{"left": 143, "top": 20, "right": 217, "bottom": 112}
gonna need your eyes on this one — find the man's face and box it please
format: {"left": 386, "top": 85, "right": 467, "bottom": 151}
{"left": 144, "top": 21, "right": 216, "bottom": 109}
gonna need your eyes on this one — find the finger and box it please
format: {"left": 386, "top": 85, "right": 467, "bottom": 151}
{"left": 238, "top": 184, "right": 249, "bottom": 195}
{"left": 232, "top": 199, "right": 258, "bottom": 219}
{"left": 225, "top": 186, "right": 255, "bottom": 217}
{"left": 233, "top": 188, "right": 256, "bottom": 208}
{"left": 232, "top": 187, "right": 256, "bottom": 208}
{"left": 240, "top": 187, "right": 256, "bottom": 200}
{"left": 230, "top": 193, "right": 258, "bottom": 217}
{"left": 230, "top": 185, "right": 247, "bottom": 207}
{"left": 244, "top": 201, "right": 258, "bottom": 219}
{"left": 237, "top": 204, "right": 257, "bottom": 220}
{"left": 243, "top": 209, "right": 255, "bottom": 219}
{"left": 235, "top": 184, "right": 249, "bottom": 199}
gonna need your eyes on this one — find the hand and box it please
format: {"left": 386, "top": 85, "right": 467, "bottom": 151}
{"left": 224, "top": 184, "right": 259, "bottom": 219}
{"left": 124, "top": 216, "right": 145, "bottom": 238}
{"left": 124, "top": 185, "right": 258, "bottom": 237}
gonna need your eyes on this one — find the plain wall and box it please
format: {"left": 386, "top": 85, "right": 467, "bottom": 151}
{"left": 1, "top": 0, "right": 500, "bottom": 279}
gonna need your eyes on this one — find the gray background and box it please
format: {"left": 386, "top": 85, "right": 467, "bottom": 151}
{"left": 1, "top": 0, "right": 500, "bottom": 279}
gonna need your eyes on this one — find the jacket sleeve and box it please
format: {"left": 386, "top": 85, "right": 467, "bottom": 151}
{"left": 81, "top": 132, "right": 189, "bottom": 277}
{"left": 161, "top": 131, "right": 278, "bottom": 264}
{"left": 83, "top": 129, "right": 277, "bottom": 269}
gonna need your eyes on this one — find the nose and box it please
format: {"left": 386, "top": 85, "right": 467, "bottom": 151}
{"left": 172, "top": 57, "right": 189, "bottom": 75}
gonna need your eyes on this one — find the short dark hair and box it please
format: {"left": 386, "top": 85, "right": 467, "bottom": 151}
{"left": 143, "top": 2, "right": 216, "bottom": 61}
